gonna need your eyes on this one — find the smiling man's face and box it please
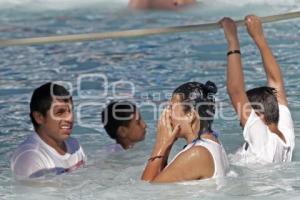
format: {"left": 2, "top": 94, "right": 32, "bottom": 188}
{"left": 39, "top": 98, "right": 74, "bottom": 143}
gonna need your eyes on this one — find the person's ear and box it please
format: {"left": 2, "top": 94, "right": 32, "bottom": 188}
{"left": 256, "top": 112, "right": 266, "bottom": 124}
{"left": 189, "top": 110, "right": 200, "bottom": 131}
{"left": 186, "top": 109, "right": 197, "bottom": 123}
{"left": 117, "top": 126, "right": 128, "bottom": 139}
{"left": 32, "top": 111, "right": 45, "bottom": 125}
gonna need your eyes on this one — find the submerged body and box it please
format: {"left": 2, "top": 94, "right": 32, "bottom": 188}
{"left": 128, "top": 0, "right": 196, "bottom": 10}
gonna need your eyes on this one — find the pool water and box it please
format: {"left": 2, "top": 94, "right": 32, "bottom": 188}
{"left": 0, "top": 0, "right": 300, "bottom": 199}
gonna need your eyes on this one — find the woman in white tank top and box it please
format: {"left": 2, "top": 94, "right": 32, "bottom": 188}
{"left": 142, "top": 81, "right": 229, "bottom": 183}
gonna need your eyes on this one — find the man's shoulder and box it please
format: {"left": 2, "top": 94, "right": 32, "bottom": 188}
{"left": 11, "top": 137, "right": 47, "bottom": 179}
{"left": 278, "top": 104, "right": 294, "bottom": 133}
{"left": 278, "top": 104, "right": 295, "bottom": 147}
{"left": 12, "top": 134, "right": 42, "bottom": 156}
{"left": 278, "top": 104, "right": 293, "bottom": 124}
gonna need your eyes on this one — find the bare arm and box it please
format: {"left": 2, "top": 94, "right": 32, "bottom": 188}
{"left": 141, "top": 109, "right": 180, "bottom": 181}
{"left": 245, "top": 15, "right": 288, "bottom": 106}
{"left": 141, "top": 140, "right": 173, "bottom": 181}
{"left": 220, "top": 18, "right": 252, "bottom": 126}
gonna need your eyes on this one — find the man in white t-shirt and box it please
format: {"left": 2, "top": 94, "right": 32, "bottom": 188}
{"left": 11, "top": 82, "right": 86, "bottom": 179}
{"left": 220, "top": 15, "right": 295, "bottom": 164}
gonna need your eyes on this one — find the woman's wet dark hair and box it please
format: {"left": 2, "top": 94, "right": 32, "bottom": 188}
{"left": 172, "top": 81, "right": 217, "bottom": 132}
{"left": 30, "top": 82, "right": 72, "bottom": 131}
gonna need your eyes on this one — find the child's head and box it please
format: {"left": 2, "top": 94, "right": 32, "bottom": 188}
{"left": 101, "top": 101, "right": 147, "bottom": 149}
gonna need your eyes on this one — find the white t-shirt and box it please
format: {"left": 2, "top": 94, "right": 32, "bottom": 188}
{"left": 170, "top": 138, "right": 230, "bottom": 178}
{"left": 234, "top": 104, "right": 295, "bottom": 164}
{"left": 11, "top": 133, "right": 87, "bottom": 179}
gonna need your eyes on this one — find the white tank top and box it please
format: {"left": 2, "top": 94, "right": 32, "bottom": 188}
{"left": 171, "top": 138, "right": 229, "bottom": 178}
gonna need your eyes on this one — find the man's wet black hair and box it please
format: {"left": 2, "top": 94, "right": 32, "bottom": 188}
{"left": 101, "top": 101, "right": 137, "bottom": 140}
{"left": 246, "top": 86, "right": 279, "bottom": 124}
{"left": 172, "top": 81, "right": 217, "bottom": 132}
{"left": 30, "top": 82, "right": 72, "bottom": 131}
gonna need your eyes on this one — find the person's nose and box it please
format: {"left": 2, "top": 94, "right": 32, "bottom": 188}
{"left": 64, "top": 109, "right": 73, "bottom": 123}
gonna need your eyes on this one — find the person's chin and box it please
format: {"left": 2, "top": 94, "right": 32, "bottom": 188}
{"left": 61, "top": 129, "right": 72, "bottom": 138}
{"left": 138, "top": 135, "right": 145, "bottom": 142}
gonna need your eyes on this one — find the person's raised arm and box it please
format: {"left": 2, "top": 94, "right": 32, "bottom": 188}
{"left": 220, "top": 17, "right": 252, "bottom": 126}
{"left": 141, "top": 109, "right": 180, "bottom": 181}
{"left": 245, "top": 15, "right": 288, "bottom": 106}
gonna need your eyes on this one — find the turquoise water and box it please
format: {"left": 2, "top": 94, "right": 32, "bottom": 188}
{"left": 0, "top": 0, "right": 300, "bottom": 199}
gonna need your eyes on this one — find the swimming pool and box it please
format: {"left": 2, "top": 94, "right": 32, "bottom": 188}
{"left": 0, "top": 0, "right": 300, "bottom": 199}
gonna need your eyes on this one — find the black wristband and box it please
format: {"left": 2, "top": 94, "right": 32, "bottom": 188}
{"left": 227, "top": 50, "right": 241, "bottom": 56}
